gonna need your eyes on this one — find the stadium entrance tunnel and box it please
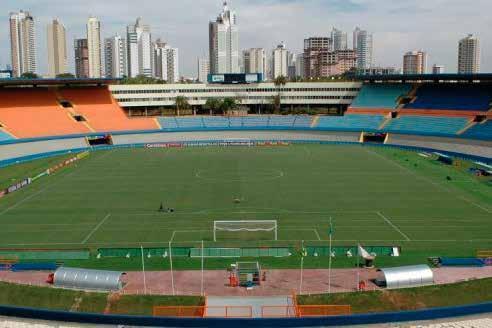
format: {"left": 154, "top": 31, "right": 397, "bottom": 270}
{"left": 86, "top": 134, "right": 113, "bottom": 146}
{"left": 361, "top": 132, "right": 388, "bottom": 143}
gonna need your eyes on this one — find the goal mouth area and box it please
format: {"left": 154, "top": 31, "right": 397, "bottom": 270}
{"left": 213, "top": 220, "right": 278, "bottom": 242}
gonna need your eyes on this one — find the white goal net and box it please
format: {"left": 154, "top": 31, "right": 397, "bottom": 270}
{"left": 213, "top": 220, "right": 278, "bottom": 241}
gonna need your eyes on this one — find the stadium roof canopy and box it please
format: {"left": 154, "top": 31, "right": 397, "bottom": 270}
{"left": 356, "top": 73, "right": 492, "bottom": 83}
{"left": 0, "top": 78, "right": 120, "bottom": 88}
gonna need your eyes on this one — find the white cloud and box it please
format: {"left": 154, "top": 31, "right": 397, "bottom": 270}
{"left": 0, "top": 0, "right": 489, "bottom": 76}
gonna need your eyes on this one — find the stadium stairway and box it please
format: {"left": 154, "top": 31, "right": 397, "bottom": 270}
{"left": 462, "top": 119, "right": 492, "bottom": 140}
{"left": 457, "top": 120, "right": 478, "bottom": 135}
{"left": 53, "top": 89, "right": 96, "bottom": 133}
{"left": 59, "top": 87, "right": 159, "bottom": 132}
{"left": 378, "top": 114, "right": 393, "bottom": 130}
{"left": 310, "top": 116, "right": 320, "bottom": 128}
{"left": 0, "top": 126, "right": 15, "bottom": 141}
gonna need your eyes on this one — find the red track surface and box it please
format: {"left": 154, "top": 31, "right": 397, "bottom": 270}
{"left": 1, "top": 267, "right": 492, "bottom": 296}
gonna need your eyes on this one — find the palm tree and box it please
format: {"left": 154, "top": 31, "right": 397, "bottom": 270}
{"left": 174, "top": 96, "right": 190, "bottom": 116}
{"left": 273, "top": 75, "right": 287, "bottom": 114}
{"left": 204, "top": 98, "right": 222, "bottom": 116}
{"left": 220, "top": 97, "right": 238, "bottom": 116}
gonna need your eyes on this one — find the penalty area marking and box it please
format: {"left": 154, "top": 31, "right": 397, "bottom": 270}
{"left": 81, "top": 213, "right": 111, "bottom": 244}
{"left": 376, "top": 211, "right": 411, "bottom": 241}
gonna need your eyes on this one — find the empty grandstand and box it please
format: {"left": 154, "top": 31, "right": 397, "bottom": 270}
{"left": 385, "top": 115, "right": 471, "bottom": 136}
{"left": 349, "top": 83, "right": 412, "bottom": 110}
{"left": 404, "top": 84, "right": 492, "bottom": 112}
{"left": 0, "top": 88, "right": 91, "bottom": 138}
{"left": 58, "top": 87, "right": 158, "bottom": 132}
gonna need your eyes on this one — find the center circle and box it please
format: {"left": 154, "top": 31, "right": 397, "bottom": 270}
{"left": 195, "top": 169, "right": 284, "bottom": 182}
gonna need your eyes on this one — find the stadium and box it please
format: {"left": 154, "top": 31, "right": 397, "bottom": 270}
{"left": 0, "top": 74, "right": 491, "bottom": 327}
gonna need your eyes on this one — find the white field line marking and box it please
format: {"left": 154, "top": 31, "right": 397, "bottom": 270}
{"left": 459, "top": 197, "right": 492, "bottom": 214}
{"left": 314, "top": 228, "right": 321, "bottom": 241}
{"left": 376, "top": 211, "right": 411, "bottom": 241}
{"left": 81, "top": 213, "right": 111, "bottom": 244}
{"left": 170, "top": 230, "right": 177, "bottom": 243}
{"left": 364, "top": 147, "right": 492, "bottom": 214}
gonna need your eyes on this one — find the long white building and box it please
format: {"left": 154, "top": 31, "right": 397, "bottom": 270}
{"left": 87, "top": 17, "right": 102, "bottom": 78}
{"left": 110, "top": 82, "right": 361, "bottom": 109}
{"left": 9, "top": 11, "right": 36, "bottom": 77}
{"left": 209, "top": 2, "right": 239, "bottom": 74}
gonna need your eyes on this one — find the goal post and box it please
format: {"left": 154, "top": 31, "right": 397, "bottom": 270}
{"left": 213, "top": 220, "right": 278, "bottom": 242}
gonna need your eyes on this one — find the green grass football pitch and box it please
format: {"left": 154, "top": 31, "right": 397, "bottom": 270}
{"left": 0, "top": 144, "right": 491, "bottom": 266}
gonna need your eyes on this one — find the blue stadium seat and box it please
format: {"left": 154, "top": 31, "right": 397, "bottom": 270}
{"left": 351, "top": 84, "right": 412, "bottom": 109}
{"left": 242, "top": 116, "right": 270, "bottom": 127}
{"left": 293, "top": 116, "right": 313, "bottom": 128}
{"left": 175, "top": 117, "right": 205, "bottom": 129}
{"left": 317, "top": 114, "right": 384, "bottom": 130}
{"left": 229, "top": 117, "right": 244, "bottom": 128}
{"left": 158, "top": 117, "right": 179, "bottom": 129}
{"left": 0, "top": 129, "right": 13, "bottom": 141}
{"left": 462, "top": 120, "right": 492, "bottom": 140}
{"left": 384, "top": 116, "right": 469, "bottom": 135}
{"left": 268, "top": 115, "right": 296, "bottom": 127}
{"left": 203, "top": 116, "right": 230, "bottom": 128}
{"left": 405, "top": 84, "right": 492, "bottom": 111}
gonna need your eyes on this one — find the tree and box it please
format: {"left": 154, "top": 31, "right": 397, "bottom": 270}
{"left": 273, "top": 75, "right": 287, "bottom": 114}
{"left": 175, "top": 96, "right": 190, "bottom": 116}
{"left": 121, "top": 75, "right": 166, "bottom": 84}
{"left": 204, "top": 98, "right": 222, "bottom": 115}
{"left": 220, "top": 97, "right": 238, "bottom": 115}
{"left": 56, "top": 73, "right": 75, "bottom": 79}
{"left": 20, "top": 72, "right": 39, "bottom": 79}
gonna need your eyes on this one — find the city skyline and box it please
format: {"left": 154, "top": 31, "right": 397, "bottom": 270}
{"left": 1, "top": 0, "right": 490, "bottom": 77}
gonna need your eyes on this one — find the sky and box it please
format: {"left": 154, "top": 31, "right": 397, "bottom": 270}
{"left": 1, "top": 0, "right": 491, "bottom": 77}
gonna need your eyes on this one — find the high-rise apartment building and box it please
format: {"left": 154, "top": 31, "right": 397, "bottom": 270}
{"left": 432, "top": 64, "right": 444, "bottom": 74}
{"left": 458, "top": 34, "right": 480, "bottom": 74}
{"left": 74, "top": 38, "right": 89, "bottom": 78}
{"left": 303, "top": 37, "right": 332, "bottom": 78}
{"left": 295, "top": 54, "right": 305, "bottom": 78}
{"left": 353, "top": 27, "right": 373, "bottom": 69}
{"left": 243, "top": 48, "right": 266, "bottom": 75}
{"left": 127, "top": 18, "right": 153, "bottom": 78}
{"left": 47, "top": 18, "right": 67, "bottom": 77}
{"left": 9, "top": 10, "right": 36, "bottom": 77}
{"left": 154, "top": 39, "right": 179, "bottom": 83}
{"left": 197, "top": 58, "right": 210, "bottom": 83}
{"left": 87, "top": 17, "right": 102, "bottom": 78}
{"left": 209, "top": 2, "right": 239, "bottom": 74}
{"left": 403, "top": 50, "right": 427, "bottom": 74}
{"left": 272, "top": 42, "right": 289, "bottom": 79}
{"left": 104, "top": 35, "right": 127, "bottom": 78}
{"left": 332, "top": 28, "right": 347, "bottom": 51}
